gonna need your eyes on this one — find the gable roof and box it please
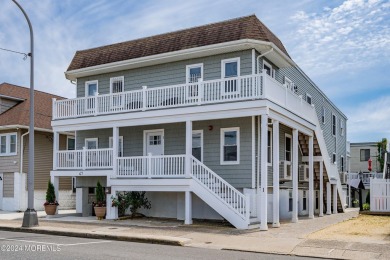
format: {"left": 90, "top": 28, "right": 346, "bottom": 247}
{"left": 67, "top": 15, "right": 289, "bottom": 72}
{"left": 0, "top": 83, "right": 64, "bottom": 130}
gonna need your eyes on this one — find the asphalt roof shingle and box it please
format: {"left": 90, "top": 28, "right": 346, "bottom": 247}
{"left": 67, "top": 15, "right": 289, "bottom": 71}
{"left": 0, "top": 83, "right": 64, "bottom": 130}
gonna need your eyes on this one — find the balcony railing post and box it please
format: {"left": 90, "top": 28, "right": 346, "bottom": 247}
{"left": 142, "top": 86, "right": 147, "bottom": 111}
{"left": 245, "top": 194, "right": 250, "bottom": 224}
{"left": 197, "top": 79, "right": 203, "bottom": 105}
{"left": 82, "top": 147, "right": 87, "bottom": 170}
{"left": 94, "top": 93, "right": 98, "bottom": 116}
{"left": 262, "top": 69, "right": 267, "bottom": 98}
{"left": 52, "top": 98, "right": 57, "bottom": 120}
{"left": 147, "top": 152, "right": 152, "bottom": 178}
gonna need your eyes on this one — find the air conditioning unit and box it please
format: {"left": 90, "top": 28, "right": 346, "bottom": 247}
{"left": 299, "top": 164, "right": 309, "bottom": 182}
{"left": 280, "top": 160, "right": 292, "bottom": 181}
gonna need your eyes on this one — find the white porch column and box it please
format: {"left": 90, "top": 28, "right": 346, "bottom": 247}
{"left": 333, "top": 184, "right": 338, "bottom": 214}
{"left": 326, "top": 182, "right": 331, "bottom": 215}
{"left": 105, "top": 178, "right": 118, "bottom": 220}
{"left": 50, "top": 175, "right": 59, "bottom": 214}
{"left": 260, "top": 114, "right": 268, "bottom": 231}
{"left": 252, "top": 116, "right": 256, "bottom": 189}
{"left": 185, "top": 191, "right": 192, "bottom": 224}
{"left": 292, "top": 129, "right": 299, "bottom": 223}
{"left": 308, "top": 135, "right": 314, "bottom": 219}
{"left": 319, "top": 161, "right": 324, "bottom": 217}
{"left": 272, "top": 120, "right": 280, "bottom": 228}
{"left": 53, "top": 131, "right": 59, "bottom": 170}
{"left": 113, "top": 126, "right": 119, "bottom": 176}
{"left": 185, "top": 120, "right": 192, "bottom": 178}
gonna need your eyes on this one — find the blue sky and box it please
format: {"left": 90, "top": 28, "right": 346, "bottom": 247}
{"left": 0, "top": 0, "right": 389, "bottom": 142}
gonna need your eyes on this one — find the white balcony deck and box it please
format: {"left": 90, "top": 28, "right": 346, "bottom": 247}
{"left": 343, "top": 172, "right": 384, "bottom": 187}
{"left": 53, "top": 72, "right": 315, "bottom": 123}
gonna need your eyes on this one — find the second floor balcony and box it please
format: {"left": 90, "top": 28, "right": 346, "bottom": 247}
{"left": 53, "top": 72, "right": 315, "bottom": 123}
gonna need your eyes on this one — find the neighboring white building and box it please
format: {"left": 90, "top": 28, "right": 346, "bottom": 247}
{"left": 50, "top": 15, "right": 347, "bottom": 230}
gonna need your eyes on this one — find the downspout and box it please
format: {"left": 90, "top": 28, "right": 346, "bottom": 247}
{"left": 256, "top": 48, "right": 274, "bottom": 74}
{"left": 19, "top": 130, "right": 29, "bottom": 210}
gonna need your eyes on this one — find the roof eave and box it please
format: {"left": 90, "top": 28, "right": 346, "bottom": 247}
{"left": 65, "top": 39, "right": 295, "bottom": 81}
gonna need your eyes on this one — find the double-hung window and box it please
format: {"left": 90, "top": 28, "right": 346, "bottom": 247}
{"left": 85, "top": 80, "right": 98, "bottom": 111}
{"left": 67, "top": 137, "right": 75, "bottom": 151}
{"left": 263, "top": 60, "right": 275, "bottom": 78}
{"left": 0, "top": 133, "right": 17, "bottom": 156}
{"left": 332, "top": 114, "right": 337, "bottom": 136}
{"left": 192, "top": 130, "right": 203, "bottom": 162}
{"left": 340, "top": 119, "right": 344, "bottom": 136}
{"left": 267, "top": 128, "right": 272, "bottom": 166}
{"left": 306, "top": 93, "right": 312, "bottom": 105}
{"left": 221, "top": 58, "right": 240, "bottom": 95}
{"left": 110, "top": 76, "right": 124, "bottom": 108}
{"left": 285, "top": 134, "right": 292, "bottom": 162}
{"left": 341, "top": 156, "right": 345, "bottom": 172}
{"left": 360, "top": 149, "right": 370, "bottom": 161}
{"left": 220, "top": 127, "right": 240, "bottom": 164}
{"left": 332, "top": 153, "right": 337, "bottom": 164}
{"left": 186, "top": 64, "right": 203, "bottom": 99}
{"left": 321, "top": 107, "right": 326, "bottom": 124}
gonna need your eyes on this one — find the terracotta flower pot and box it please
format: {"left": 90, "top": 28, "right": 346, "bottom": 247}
{"left": 94, "top": 206, "right": 106, "bottom": 220}
{"left": 44, "top": 204, "right": 57, "bottom": 215}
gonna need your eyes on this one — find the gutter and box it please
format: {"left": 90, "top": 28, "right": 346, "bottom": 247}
{"left": 20, "top": 130, "right": 29, "bottom": 174}
{"left": 0, "top": 125, "right": 53, "bottom": 133}
{"left": 256, "top": 48, "right": 274, "bottom": 74}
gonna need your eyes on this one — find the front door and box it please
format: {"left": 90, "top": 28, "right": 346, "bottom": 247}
{"left": 145, "top": 130, "right": 164, "bottom": 156}
{"left": 145, "top": 130, "right": 164, "bottom": 176}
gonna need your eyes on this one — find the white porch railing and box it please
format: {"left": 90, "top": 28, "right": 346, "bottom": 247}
{"left": 56, "top": 148, "right": 113, "bottom": 170}
{"left": 116, "top": 154, "right": 186, "bottom": 178}
{"left": 344, "top": 172, "right": 383, "bottom": 186}
{"left": 191, "top": 156, "right": 249, "bottom": 221}
{"left": 53, "top": 74, "right": 262, "bottom": 119}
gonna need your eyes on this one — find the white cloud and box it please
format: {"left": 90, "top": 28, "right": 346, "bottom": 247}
{"left": 346, "top": 96, "right": 390, "bottom": 142}
{"left": 288, "top": 0, "right": 390, "bottom": 77}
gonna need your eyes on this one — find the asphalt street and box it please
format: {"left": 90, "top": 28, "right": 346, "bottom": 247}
{"left": 0, "top": 230, "right": 324, "bottom": 260}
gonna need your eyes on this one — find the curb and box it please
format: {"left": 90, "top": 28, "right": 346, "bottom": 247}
{"left": 0, "top": 226, "right": 187, "bottom": 246}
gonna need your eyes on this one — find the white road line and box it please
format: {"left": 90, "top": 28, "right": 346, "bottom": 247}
{"left": 0, "top": 238, "right": 112, "bottom": 247}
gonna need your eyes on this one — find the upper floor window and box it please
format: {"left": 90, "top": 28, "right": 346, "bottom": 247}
{"left": 322, "top": 107, "right": 326, "bottom": 124}
{"left": 110, "top": 76, "right": 124, "bottom": 94}
{"left": 109, "top": 136, "right": 124, "bottom": 157}
{"left": 332, "top": 153, "right": 337, "bottom": 164}
{"left": 220, "top": 127, "right": 240, "bottom": 165}
{"left": 267, "top": 128, "right": 272, "bottom": 166}
{"left": 341, "top": 156, "right": 345, "bottom": 172}
{"left": 221, "top": 58, "right": 240, "bottom": 95}
{"left": 192, "top": 130, "right": 203, "bottom": 162}
{"left": 340, "top": 119, "right": 344, "bottom": 136}
{"left": 284, "top": 76, "right": 294, "bottom": 91}
{"left": 85, "top": 80, "right": 98, "bottom": 97}
{"left": 263, "top": 60, "right": 275, "bottom": 78}
{"left": 306, "top": 93, "right": 312, "bottom": 105}
{"left": 360, "top": 149, "right": 370, "bottom": 161}
{"left": 67, "top": 136, "right": 75, "bottom": 151}
{"left": 332, "top": 114, "right": 337, "bottom": 136}
{"left": 186, "top": 64, "right": 203, "bottom": 83}
{"left": 285, "top": 134, "right": 292, "bottom": 162}
{"left": 0, "top": 133, "right": 17, "bottom": 156}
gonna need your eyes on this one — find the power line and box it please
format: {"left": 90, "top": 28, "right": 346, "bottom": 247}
{"left": 0, "top": 47, "right": 28, "bottom": 60}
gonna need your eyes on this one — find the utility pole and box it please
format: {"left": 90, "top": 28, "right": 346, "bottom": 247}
{"left": 12, "top": 0, "right": 38, "bottom": 227}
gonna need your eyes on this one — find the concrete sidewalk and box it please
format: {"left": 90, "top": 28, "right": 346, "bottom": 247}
{"left": 0, "top": 208, "right": 388, "bottom": 259}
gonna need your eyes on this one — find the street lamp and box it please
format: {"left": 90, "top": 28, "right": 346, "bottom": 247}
{"left": 11, "top": 0, "right": 38, "bottom": 227}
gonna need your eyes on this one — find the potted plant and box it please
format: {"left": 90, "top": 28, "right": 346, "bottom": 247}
{"left": 44, "top": 180, "right": 59, "bottom": 215}
{"left": 94, "top": 181, "right": 106, "bottom": 220}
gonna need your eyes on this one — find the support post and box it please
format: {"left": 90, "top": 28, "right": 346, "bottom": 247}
{"left": 260, "top": 114, "right": 268, "bottom": 231}
{"left": 326, "top": 182, "right": 331, "bottom": 215}
{"left": 50, "top": 175, "right": 59, "bottom": 215}
{"left": 272, "top": 120, "right": 280, "bottom": 228}
{"left": 185, "top": 120, "right": 192, "bottom": 178}
{"left": 251, "top": 116, "right": 256, "bottom": 189}
{"left": 106, "top": 178, "right": 117, "bottom": 220}
{"left": 53, "top": 131, "right": 59, "bottom": 170}
{"left": 319, "top": 161, "right": 324, "bottom": 217}
{"left": 292, "top": 129, "right": 298, "bottom": 223}
{"left": 308, "top": 135, "right": 314, "bottom": 219}
{"left": 113, "top": 126, "right": 119, "bottom": 176}
{"left": 197, "top": 79, "right": 203, "bottom": 105}
{"left": 184, "top": 191, "right": 192, "bottom": 224}
{"left": 333, "top": 184, "right": 338, "bottom": 214}
{"left": 142, "top": 86, "right": 147, "bottom": 111}
{"left": 82, "top": 147, "right": 87, "bottom": 170}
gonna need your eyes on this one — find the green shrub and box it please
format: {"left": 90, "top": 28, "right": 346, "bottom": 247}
{"left": 44, "top": 180, "right": 58, "bottom": 206}
{"left": 95, "top": 181, "right": 106, "bottom": 207}
{"left": 363, "top": 203, "right": 370, "bottom": 211}
{"left": 366, "top": 191, "right": 370, "bottom": 204}
{"left": 111, "top": 191, "right": 151, "bottom": 217}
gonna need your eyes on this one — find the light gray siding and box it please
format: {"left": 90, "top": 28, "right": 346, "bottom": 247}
{"left": 3, "top": 173, "right": 14, "bottom": 198}
{"left": 350, "top": 143, "right": 379, "bottom": 173}
{"left": 76, "top": 50, "right": 253, "bottom": 98}
{"left": 0, "top": 129, "right": 21, "bottom": 173}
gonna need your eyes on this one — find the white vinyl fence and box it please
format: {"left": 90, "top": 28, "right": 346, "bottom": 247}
{"left": 370, "top": 179, "right": 390, "bottom": 212}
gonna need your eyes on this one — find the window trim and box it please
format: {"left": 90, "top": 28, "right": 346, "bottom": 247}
{"left": 109, "top": 76, "right": 124, "bottom": 94}
{"left": 186, "top": 63, "right": 204, "bottom": 84}
{"left": 341, "top": 155, "right": 344, "bottom": 172}
{"left": 306, "top": 93, "right": 312, "bottom": 105}
{"left": 332, "top": 113, "right": 337, "bottom": 136}
{"left": 285, "top": 133, "right": 292, "bottom": 162}
{"left": 284, "top": 76, "right": 293, "bottom": 90}
{"left": 332, "top": 153, "right": 337, "bottom": 164}
{"left": 84, "top": 138, "right": 98, "bottom": 149}
{"left": 220, "top": 127, "right": 240, "bottom": 165}
{"left": 360, "top": 149, "right": 370, "bottom": 162}
{"left": 221, "top": 57, "right": 241, "bottom": 78}
{"left": 263, "top": 59, "right": 275, "bottom": 78}
{"left": 267, "top": 127, "right": 272, "bottom": 166}
{"left": 192, "top": 130, "right": 203, "bottom": 162}
{"left": 109, "top": 136, "right": 124, "bottom": 157}
{"left": 85, "top": 80, "right": 98, "bottom": 97}
{"left": 322, "top": 107, "right": 326, "bottom": 124}
{"left": 340, "top": 119, "right": 344, "bottom": 136}
{"left": 0, "top": 132, "right": 17, "bottom": 156}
